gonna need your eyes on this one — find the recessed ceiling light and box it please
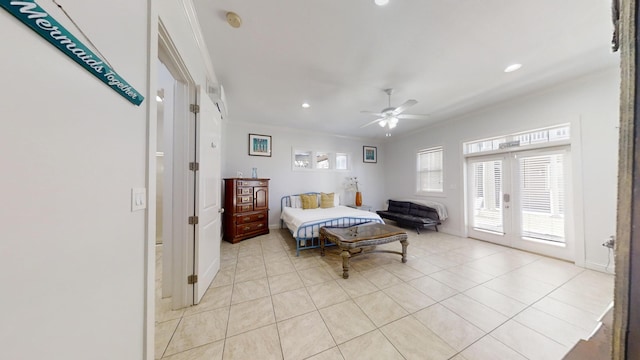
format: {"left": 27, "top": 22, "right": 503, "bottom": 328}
{"left": 504, "top": 63, "right": 522, "bottom": 73}
{"left": 301, "top": 102, "right": 310, "bottom": 108}
{"left": 375, "top": 0, "right": 389, "bottom": 6}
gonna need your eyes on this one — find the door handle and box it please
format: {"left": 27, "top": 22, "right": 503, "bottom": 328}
{"left": 219, "top": 208, "right": 225, "bottom": 214}
{"left": 503, "top": 193, "right": 510, "bottom": 203}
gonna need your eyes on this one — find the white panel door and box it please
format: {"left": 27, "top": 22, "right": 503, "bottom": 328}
{"left": 511, "top": 147, "right": 572, "bottom": 260}
{"left": 466, "top": 147, "right": 572, "bottom": 260}
{"left": 194, "top": 86, "right": 222, "bottom": 303}
{"left": 467, "top": 155, "right": 511, "bottom": 247}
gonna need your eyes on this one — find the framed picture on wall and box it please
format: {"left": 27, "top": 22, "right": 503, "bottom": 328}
{"left": 249, "top": 133, "right": 272, "bottom": 157}
{"left": 363, "top": 146, "right": 377, "bottom": 163}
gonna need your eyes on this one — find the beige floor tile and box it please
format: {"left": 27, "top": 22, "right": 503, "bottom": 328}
{"left": 162, "top": 340, "right": 224, "bottom": 360}
{"left": 319, "top": 300, "right": 376, "bottom": 344}
{"left": 450, "top": 244, "right": 505, "bottom": 260}
{"left": 164, "top": 307, "right": 229, "bottom": 356}
{"left": 272, "top": 288, "right": 317, "bottom": 321}
{"left": 305, "top": 347, "right": 344, "bottom": 360}
{"left": 383, "top": 283, "right": 436, "bottom": 313}
{"left": 483, "top": 272, "right": 557, "bottom": 304}
{"left": 156, "top": 297, "right": 186, "bottom": 323}
{"left": 463, "top": 285, "right": 528, "bottom": 317}
{"left": 265, "top": 259, "right": 295, "bottom": 276}
{"left": 290, "top": 255, "right": 323, "bottom": 270}
{"left": 405, "top": 258, "right": 442, "bottom": 275}
{"left": 428, "top": 270, "right": 479, "bottom": 291}
{"left": 231, "top": 278, "right": 270, "bottom": 304}
{"left": 236, "top": 254, "right": 264, "bottom": 269}
{"left": 450, "top": 355, "right": 468, "bottom": 360}
{"left": 463, "top": 258, "right": 512, "bottom": 277}
{"left": 339, "top": 330, "right": 404, "bottom": 360}
{"left": 223, "top": 324, "right": 282, "bottom": 360}
{"left": 268, "top": 271, "right": 304, "bottom": 295}
{"left": 185, "top": 285, "right": 232, "bottom": 316}
{"left": 408, "top": 275, "right": 459, "bottom": 301}
{"left": 210, "top": 268, "right": 235, "bottom": 288}
{"left": 336, "top": 273, "right": 378, "bottom": 298}
{"left": 548, "top": 286, "right": 613, "bottom": 316}
{"left": 491, "top": 320, "right": 568, "bottom": 360}
{"left": 156, "top": 232, "right": 615, "bottom": 360}
{"left": 440, "top": 294, "right": 508, "bottom": 332}
{"left": 510, "top": 258, "right": 584, "bottom": 287}
{"left": 560, "top": 269, "right": 614, "bottom": 295}
{"left": 353, "top": 291, "right": 409, "bottom": 327}
{"left": 226, "top": 296, "right": 275, "bottom": 337}
{"left": 233, "top": 263, "right": 267, "bottom": 283}
{"left": 531, "top": 297, "right": 600, "bottom": 331}
{"left": 155, "top": 319, "right": 179, "bottom": 359}
{"left": 359, "top": 268, "right": 404, "bottom": 289}
{"left": 382, "top": 262, "right": 425, "bottom": 281}
{"left": 299, "top": 266, "right": 335, "bottom": 286}
{"left": 461, "top": 335, "right": 527, "bottom": 360}
{"left": 380, "top": 316, "right": 457, "bottom": 360}
{"left": 445, "top": 265, "right": 496, "bottom": 283}
{"left": 424, "top": 253, "right": 462, "bottom": 268}
{"left": 278, "top": 312, "right": 336, "bottom": 360}
{"left": 307, "top": 280, "right": 352, "bottom": 309}
{"left": 414, "top": 304, "right": 485, "bottom": 351}
{"left": 514, "top": 307, "right": 591, "bottom": 347}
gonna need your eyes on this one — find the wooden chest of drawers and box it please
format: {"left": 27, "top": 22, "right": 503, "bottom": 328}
{"left": 223, "top": 178, "right": 270, "bottom": 243}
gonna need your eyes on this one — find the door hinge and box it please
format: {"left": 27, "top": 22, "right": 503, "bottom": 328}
{"left": 188, "top": 274, "right": 198, "bottom": 284}
{"left": 190, "top": 104, "right": 200, "bottom": 114}
{"left": 188, "top": 216, "right": 199, "bottom": 225}
{"left": 189, "top": 162, "right": 199, "bottom": 171}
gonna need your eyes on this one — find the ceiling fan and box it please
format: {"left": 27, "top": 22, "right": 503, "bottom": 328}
{"left": 360, "top": 88, "right": 429, "bottom": 129}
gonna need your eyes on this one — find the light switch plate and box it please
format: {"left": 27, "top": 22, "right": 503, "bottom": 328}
{"left": 131, "top": 188, "right": 147, "bottom": 212}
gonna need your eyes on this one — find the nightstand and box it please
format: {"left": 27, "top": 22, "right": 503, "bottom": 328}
{"left": 346, "top": 204, "right": 373, "bottom": 212}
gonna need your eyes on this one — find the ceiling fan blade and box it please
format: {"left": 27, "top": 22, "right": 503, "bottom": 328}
{"left": 392, "top": 99, "right": 418, "bottom": 115}
{"left": 360, "top": 110, "right": 385, "bottom": 117}
{"left": 360, "top": 118, "right": 385, "bottom": 128}
{"left": 397, "top": 114, "right": 430, "bottom": 120}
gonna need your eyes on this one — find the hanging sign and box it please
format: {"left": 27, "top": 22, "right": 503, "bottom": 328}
{"left": 1, "top": 1, "right": 144, "bottom": 106}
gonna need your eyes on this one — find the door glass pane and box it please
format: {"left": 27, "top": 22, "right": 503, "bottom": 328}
{"left": 471, "top": 160, "right": 503, "bottom": 234}
{"left": 519, "top": 153, "right": 565, "bottom": 243}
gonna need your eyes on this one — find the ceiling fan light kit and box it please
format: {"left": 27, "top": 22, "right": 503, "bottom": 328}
{"left": 361, "top": 88, "right": 428, "bottom": 130}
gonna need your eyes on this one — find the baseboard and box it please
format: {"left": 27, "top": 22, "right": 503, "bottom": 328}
{"left": 584, "top": 260, "right": 616, "bottom": 275}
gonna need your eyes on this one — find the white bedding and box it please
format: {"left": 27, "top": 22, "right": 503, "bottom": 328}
{"left": 280, "top": 205, "right": 383, "bottom": 237}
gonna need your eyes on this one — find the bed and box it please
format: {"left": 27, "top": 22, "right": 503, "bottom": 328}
{"left": 280, "top": 192, "right": 384, "bottom": 256}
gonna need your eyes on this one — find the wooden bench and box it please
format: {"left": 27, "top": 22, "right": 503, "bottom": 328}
{"left": 319, "top": 223, "right": 408, "bottom": 279}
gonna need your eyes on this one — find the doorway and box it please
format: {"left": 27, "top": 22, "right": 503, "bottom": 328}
{"left": 466, "top": 146, "right": 573, "bottom": 261}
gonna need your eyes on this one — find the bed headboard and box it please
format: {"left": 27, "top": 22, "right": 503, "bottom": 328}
{"left": 280, "top": 192, "right": 321, "bottom": 212}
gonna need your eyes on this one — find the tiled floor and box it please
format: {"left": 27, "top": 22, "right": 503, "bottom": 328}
{"left": 154, "top": 229, "right": 614, "bottom": 360}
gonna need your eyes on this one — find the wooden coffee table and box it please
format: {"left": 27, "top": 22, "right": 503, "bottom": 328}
{"left": 319, "top": 223, "right": 408, "bottom": 279}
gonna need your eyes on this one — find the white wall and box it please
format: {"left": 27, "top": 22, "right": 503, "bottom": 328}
{"left": 0, "top": 1, "right": 149, "bottom": 359}
{"left": 383, "top": 66, "right": 620, "bottom": 271}
{"left": 222, "top": 122, "right": 386, "bottom": 227}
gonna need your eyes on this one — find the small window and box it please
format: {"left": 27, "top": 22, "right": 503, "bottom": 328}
{"left": 292, "top": 149, "right": 351, "bottom": 171}
{"left": 417, "top": 146, "right": 444, "bottom": 193}
{"left": 336, "top": 153, "right": 348, "bottom": 170}
{"left": 294, "top": 150, "right": 312, "bottom": 169}
{"left": 315, "top": 152, "right": 330, "bottom": 169}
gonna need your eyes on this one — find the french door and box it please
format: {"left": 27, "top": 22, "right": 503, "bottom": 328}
{"left": 466, "top": 146, "right": 572, "bottom": 260}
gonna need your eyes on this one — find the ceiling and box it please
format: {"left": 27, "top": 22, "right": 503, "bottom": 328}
{"left": 192, "top": 0, "right": 619, "bottom": 139}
